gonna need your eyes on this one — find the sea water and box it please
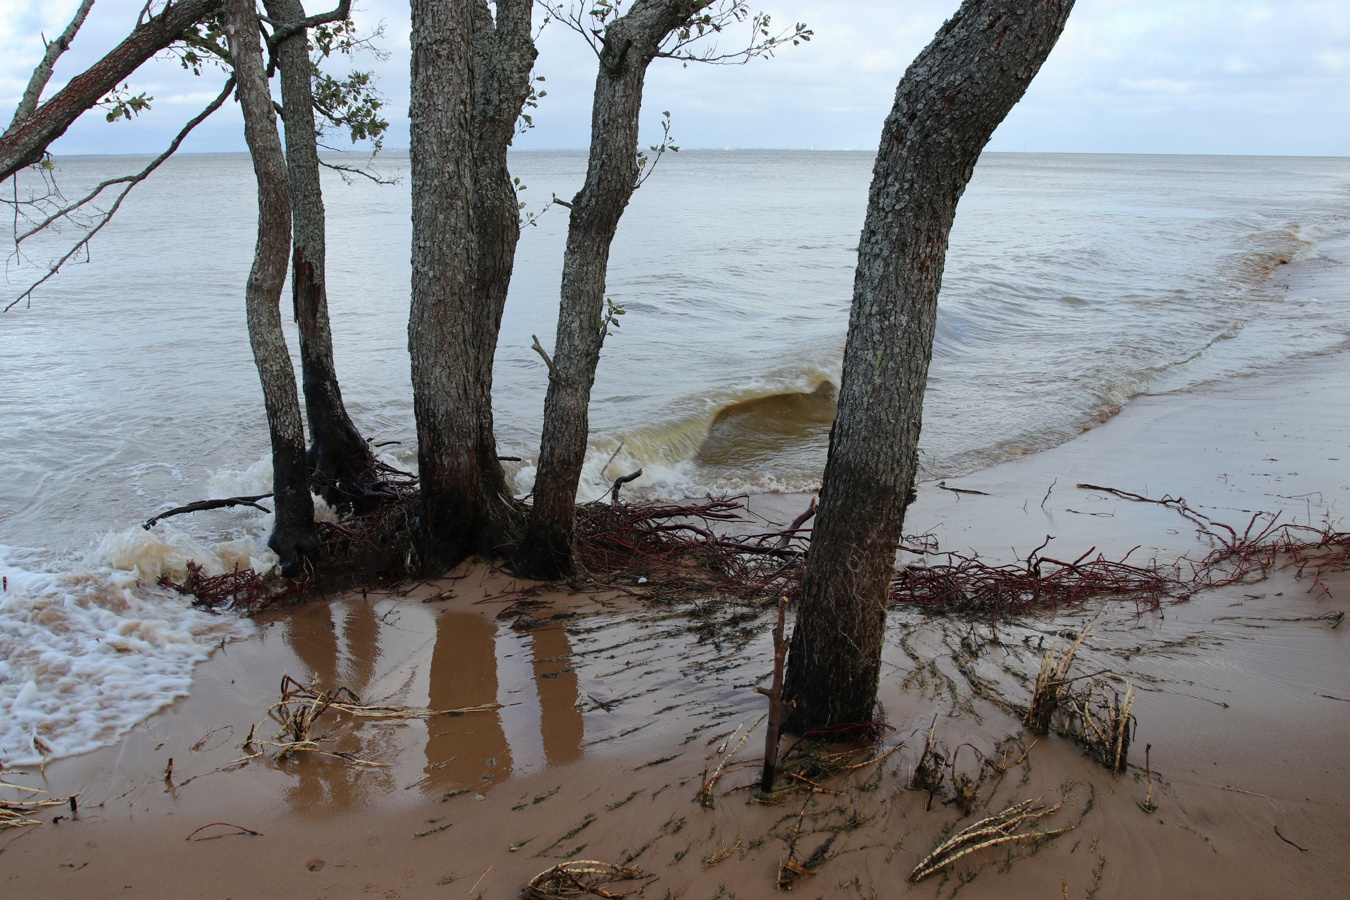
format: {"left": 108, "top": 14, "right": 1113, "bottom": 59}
{"left": 2, "top": 150, "right": 1348, "bottom": 764}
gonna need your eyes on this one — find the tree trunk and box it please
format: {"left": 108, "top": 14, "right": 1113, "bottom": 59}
{"left": 782, "top": 0, "right": 1075, "bottom": 732}
{"left": 463, "top": 0, "right": 537, "bottom": 547}
{"left": 408, "top": 0, "right": 535, "bottom": 572}
{"left": 2, "top": 0, "right": 223, "bottom": 181}
{"left": 225, "top": 0, "right": 320, "bottom": 575}
{"left": 263, "top": 0, "right": 378, "bottom": 508}
{"left": 513, "top": 0, "right": 710, "bottom": 580}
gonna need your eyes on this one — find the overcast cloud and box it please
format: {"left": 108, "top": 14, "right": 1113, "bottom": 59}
{"left": 1, "top": 0, "right": 1346, "bottom": 156}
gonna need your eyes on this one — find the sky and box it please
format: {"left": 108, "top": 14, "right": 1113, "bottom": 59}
{"left": 0, "top": 0, "right": 1347, "bottom": 157}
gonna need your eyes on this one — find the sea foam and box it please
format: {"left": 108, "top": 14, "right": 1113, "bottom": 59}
{"left": 0, "top": 538, "right": 254, "bottom": 767}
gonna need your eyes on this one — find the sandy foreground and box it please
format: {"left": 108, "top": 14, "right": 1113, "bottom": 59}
{"left": 5, "top": 355, "right": 1350, "bottom": 895}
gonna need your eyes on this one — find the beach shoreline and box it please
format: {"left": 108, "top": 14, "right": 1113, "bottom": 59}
{"left": 6, "top": 234, "right": 1350, "bottom": 897}
{"left": 5, "top": 329, "right": 1350, "bottom": 896}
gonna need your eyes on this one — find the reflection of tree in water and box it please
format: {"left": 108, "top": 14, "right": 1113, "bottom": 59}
{"left": 423, "top": 613, "right": 586, "bottom": 793}
{"left": 273, "top": 600, "right": 587, "bottom": 803}
{"left": 530, "top": 624, "right": 583, "bottom": 767}
{"left": 280, "top": 600, "right": 386, "bottom": 812}
{"left": 425, "top": 611, "right": 513, "bottom": 792}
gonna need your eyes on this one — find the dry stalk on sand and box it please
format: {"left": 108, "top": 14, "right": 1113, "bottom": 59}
{"left": 247, "top": 673, "right": 500, "bottom": 766}
{"left": 523, "top": 860, "right": 651, "bottom": 898}
{"left": 1, "top": 773, "right": 76, "bottom": 831}
{"left": 908, "top": 798, "right": 1075, "bottom": 882}
{"left": 1024, "top": 614, "right": 1135, "bottom": 773}
{"left": 1024, "top": 614, "right": 1101, "bottom": 734}
{"left": 1059, "top": 679, "right": 1135, "bottom": 774}
{"left": 699, "top": 715, "right": 764, "bottom": 808}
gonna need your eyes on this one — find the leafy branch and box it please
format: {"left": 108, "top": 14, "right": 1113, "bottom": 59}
{"left": 538, "top": 0, "right": 810, "bottom": 64}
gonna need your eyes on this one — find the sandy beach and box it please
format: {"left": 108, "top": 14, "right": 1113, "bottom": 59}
{"left": 5, "top": 269, "right": 1350, "bottom": 896}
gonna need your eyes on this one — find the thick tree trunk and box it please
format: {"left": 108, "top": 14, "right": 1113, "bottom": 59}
{"left": 513, "top": 0, "right": 710, "bottom": 580}
{"left": 782, "top": 0, "right": 1075, "bottom": 731}
{"left": 2, "top": 0, "right": 223, "bottom": 181}
{"left": 225, "top": 0, "right": 320, "bottom": 575}
{"left": 263, "top": 0, "right": 377, "bottom": 508}
{"left": 462, "top": 0, "right": 536, "bottom": 550}
{"left": 408, "top": 0, "right": 534, "bottom": 571}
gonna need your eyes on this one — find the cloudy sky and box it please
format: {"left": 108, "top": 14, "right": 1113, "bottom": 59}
{"left": 1, "top": 0, "right": 1346, "bottom": 157}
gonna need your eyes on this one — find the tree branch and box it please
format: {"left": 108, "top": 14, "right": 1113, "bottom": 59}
{"left": 5, "top": 77, "right": 235, "bottom": 312}
{"left": 11, "top": 0, "right": 97, "bottom": 127}
{"left": 530, "top": 333, "right": 558, "bottom": 378}
{"left": 265, "top": 0, "right": 352, "bottom": 51}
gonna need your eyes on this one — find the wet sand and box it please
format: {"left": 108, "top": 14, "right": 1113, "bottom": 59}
{"left": 5, "top": 345, "right": 1350, "bottom": 892}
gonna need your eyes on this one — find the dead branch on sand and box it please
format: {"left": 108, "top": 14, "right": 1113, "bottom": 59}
{"left": 523, "top": 860, "right": 652, "bottom": 898}
{"left": 1, "top": 773, "right": 77, "bottom": 831}
{"left": 755, "top": 595, "right": 789, "bottom": 792}
{"left": 246, "top": 674, "right": 500, "bottom": 767}
{"left": 699, "top": 716, "right": 765, "bottom": 808}
{"left": 908, "top": 798, "right": 1074, "bottom": 883}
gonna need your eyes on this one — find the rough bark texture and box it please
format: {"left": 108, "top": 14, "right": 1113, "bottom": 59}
{"left": 263, "top": 0, "right": 377, "bottom": 507}
{"left": 226, "top": 0, "right": 320, "bottom": 575}
{"left": 464, "top": 0, "right": 536, "bottom": 548}
{"left": 781, "top": 0, "right": 1075, "bottom": 731}
{"left": 2, "top": 0, "right": 222, "bottom": 181}
{"left": 513, "top": 0, "right": 712, "bottom": 580}
{"left": 408, "top": 0, "right": 535, "bottom": 572}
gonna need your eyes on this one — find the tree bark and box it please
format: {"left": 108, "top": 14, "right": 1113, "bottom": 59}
{"left": 408, "top": 0, "right": 535, "bottom": 571}
{"left": 2, "top": 0, "right": 223, "bottom": 181}
{"left": 513, "top": 0, "right": 711, "bottom": 580}
{"left": 263, "top": 0, "right": 377, "bottom": 508}
{"left": 225, "top": 0, "right": 320, "bottom": 575}
{"left": 781, "top": 0, "right": 1075, "bottom": 732}
{"left": 463, "top": 0, "right": 537, "bottom": 547}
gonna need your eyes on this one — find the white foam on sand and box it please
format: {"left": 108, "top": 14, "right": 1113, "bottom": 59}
{"left": 0, "top": 535, "right": 256, "bottom": 767}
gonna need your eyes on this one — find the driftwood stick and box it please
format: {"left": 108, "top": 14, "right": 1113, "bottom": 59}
{"left": 937, "top": 480, "right": 991, "bottom": 497}
{"left": 144, "top": 494, "right": 273, "bottom": 529}
{"left": 760, "top": 595, "right": 788, "bottom": 792}
{"left": 775, "top": 497, "right": 817, "bottom": 551}
{"left": 610, "top": 468, "right": 643, "bottom": 506}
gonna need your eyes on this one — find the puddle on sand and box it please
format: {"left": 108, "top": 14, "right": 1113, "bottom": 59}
{"left": 268, "top": 596, "right": 589, "bottom": 814}
{"left": 257, "top": 582, "right": 783, "bottom": 818}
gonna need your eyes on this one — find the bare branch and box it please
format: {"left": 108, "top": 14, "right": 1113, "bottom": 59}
{"left": 530, "top": 334, "right": 558, "bottom": 378}
{"left": 5, "top": 77, "right": 234, "bottom": 312}
{"left": 11, "top": 0, "right": 97, "bottom": 127}
{"left": 654, "top": 7, "right": 812, "bottom": 65}
{"left": 316, "top": 155, "right": 397, "bottom": 185}
{"left": 535, "top": 1, "right": 603, "bottom": 58}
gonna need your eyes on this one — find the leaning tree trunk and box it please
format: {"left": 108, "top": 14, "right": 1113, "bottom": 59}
{"left": 263, "top": 0, "right": 378, "bottom": 508}
{"left": 408, "top": 0, "right": 535, "bottom": 571}
{"left": 1, "top": 0, "right": 223, "bottom": 181}
{"left": 225, "top": 0, "right": 320, "bottom": 575}
{"left": 782, "top": 0, "right": 1075, "bottom": 731}
{"left": 513, "top": 0, "right": 711, "bottom": 580}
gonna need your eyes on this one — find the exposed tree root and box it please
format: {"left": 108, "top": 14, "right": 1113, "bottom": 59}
{"left": 158, "top": 483, "right": 1350, "bottom": 635}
